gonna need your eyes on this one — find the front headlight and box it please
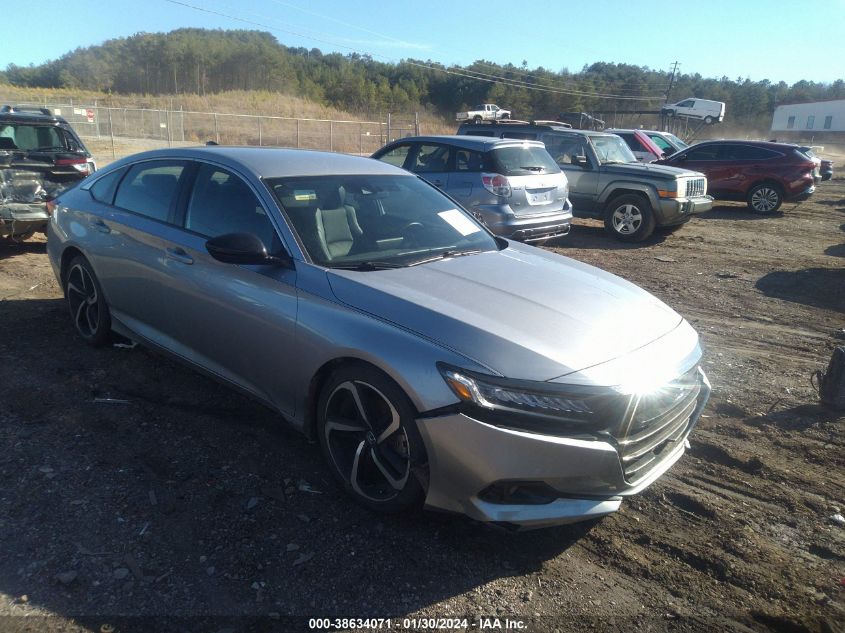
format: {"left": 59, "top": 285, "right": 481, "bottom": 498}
{"left": 437, "top": 363, "right": 629, "bottom": 433}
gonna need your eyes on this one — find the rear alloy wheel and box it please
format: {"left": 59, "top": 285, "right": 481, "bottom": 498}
{"left": 473, "top": 115, "right": 482, "bottom": 124}
{"left": 704, "top": 116, "right": 714, "bottom": 125}
{"left": 747, "top": 183, "right": 783, "bottom": 214}
{"left": 604, "top": 194, "right": 656, "bottom": 242}
{"left": 65, "top": 256, "right": 112, "bottom": 347}
{"left": 317, "top": 366, "right": 425, "bottom": 513}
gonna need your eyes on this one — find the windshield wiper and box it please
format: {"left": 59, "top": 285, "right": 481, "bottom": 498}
{"left": 329, "top": 260, "right": 404, "bottom": 271}
{"left": 520, "top": 165, "right": 546, "bottom": 172}
{"left": 408, "top": 249, "right": 483, "bottom": 266}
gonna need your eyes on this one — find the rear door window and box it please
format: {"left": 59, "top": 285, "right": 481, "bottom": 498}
{"left": 89, "top": 167, "right": 127, "bottom": 204}
{"left": 454, "top": 149, "right": 487, "bottom": 172}
{"left": 113, "top": 161, "right": 186, "bottom": 222}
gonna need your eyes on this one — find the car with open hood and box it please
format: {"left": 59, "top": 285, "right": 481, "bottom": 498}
{"left": 47, "top": 146, "right": 710, "bottom": 529}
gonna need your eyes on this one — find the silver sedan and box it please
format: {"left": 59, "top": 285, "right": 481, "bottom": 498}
{"left": 47, "top": 146, "right": 710, "bottom": 529}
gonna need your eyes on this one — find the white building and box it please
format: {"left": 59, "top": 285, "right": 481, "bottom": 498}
{"left": 771, "top": 99, "right": 845, "bottom": 133}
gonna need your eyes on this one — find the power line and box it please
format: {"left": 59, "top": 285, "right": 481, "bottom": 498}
{"left": 264, "top": 0, "right": 667, "bottom": 95}
{"left": 163, "top": 0, "right": 664, "bottom": 101}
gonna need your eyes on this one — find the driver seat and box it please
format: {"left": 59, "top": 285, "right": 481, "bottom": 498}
{"left": 314, "top": 186, "right": 364, "bottom": 261}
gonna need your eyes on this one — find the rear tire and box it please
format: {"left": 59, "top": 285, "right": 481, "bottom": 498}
{"left": 64, "top": 256, "right": 112, "bottom": 347}
{"left": 604, "top": 194, "right": 656, "bottom": 242}
{"left": 473, "top": 115, "right": 482, "bottom": 124}
{"left": 747, "top": 183, "right": 783, "bottom": 214}
{"left": 704, "top": 116, "right": 714, "bottom": 125}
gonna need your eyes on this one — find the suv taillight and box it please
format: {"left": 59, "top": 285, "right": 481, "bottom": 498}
{"left": 481, "top": 173, "right": 511, "bottom": 198}
{"left": 55, "top": 157, "right": 92, "bottom": 175}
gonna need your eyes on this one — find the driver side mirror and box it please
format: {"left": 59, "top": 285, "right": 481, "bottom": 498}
{"left": 206, "top": 232, "right": 293, "bottom": 267}
{"left": 572, "top": 155, "right": 590, "bottom": 168}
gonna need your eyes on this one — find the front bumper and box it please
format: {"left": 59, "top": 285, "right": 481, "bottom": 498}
{"left": 416, "top": 369, "right": 711, "bottom": 529}
{"left": 474, "top": 199, "right": 573, "bottom": 242}
{"left": 656, "top": 194, "right": 713, "bottom": 225}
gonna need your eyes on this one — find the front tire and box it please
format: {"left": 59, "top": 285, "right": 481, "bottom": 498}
{"left": 747, "top": 183, "right": 783, "bottom": 214}
{"left": 64, "top": 256, "right": 112, "bottom": 347}
{"left": 317, "top": 365, "right": 426, "bottom": 513}
{"left": 604, "top": 194, "right": 656, "bottom": 242}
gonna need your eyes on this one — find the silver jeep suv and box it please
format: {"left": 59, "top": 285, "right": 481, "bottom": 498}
{"left": 372, "top": 135, "right": 572, "bottom": 242}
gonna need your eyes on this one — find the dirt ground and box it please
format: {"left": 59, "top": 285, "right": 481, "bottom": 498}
{"left": 0, "top": 169, "right": 843, "bottom": 633}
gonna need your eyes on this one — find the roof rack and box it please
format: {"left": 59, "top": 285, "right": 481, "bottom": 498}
{"left": 531, "top": 120, "right": 573, "bottom": 128}
{"left": 1, "top": 105, "right": 54, "bottom": 116}
{"left": 460, "top": 119, "right": 532, "bottom": 125}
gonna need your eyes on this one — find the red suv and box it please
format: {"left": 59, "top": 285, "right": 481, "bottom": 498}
{"left": 657, "top": 140, "right": 816, "bottom": 214}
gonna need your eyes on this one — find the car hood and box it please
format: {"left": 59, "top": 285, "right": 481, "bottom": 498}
{"left": 326, "top": 243, "right": 686, "bottom": 383}
{"left": 601, "top": 162, "right": 703, "bottom": 179}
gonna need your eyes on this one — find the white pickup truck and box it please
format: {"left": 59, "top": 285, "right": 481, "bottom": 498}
{"left": 455, "top": 104, "right": 511, "bottom": 123}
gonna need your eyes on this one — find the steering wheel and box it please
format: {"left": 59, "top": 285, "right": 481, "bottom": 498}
{"left": 400, "top": 222, "right": 425, "bottom": 247}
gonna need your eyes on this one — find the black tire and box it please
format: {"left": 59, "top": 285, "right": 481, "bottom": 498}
{"left": 704, "top": 115, "right": 714, "bottom": 125}
{"left": 747, "top": 183, "right": 783, "bottom": 214}
{"left": 317, "top": 364, "right": 426, "bottom": 514}
{"left": 64, "top": 256, "right": 112, "bottom": 347}
{"left": 604, "top": 194, "right": 656, "bottom": 242}
{"left": 472, "top": 115, "right": 482, "bottom": 124}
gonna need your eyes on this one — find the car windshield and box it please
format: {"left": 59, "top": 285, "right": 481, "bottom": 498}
{"left": 591, "top": 135, "right": 637, "bottom": 164}
{"left": 0, "top": 124, "right": 69, "bottom": 152}
{"left": 664, "top": 133, "right": 689, "bottom": 150}
{"left": 268, "top": 174, "right": 499, "bottom": 269}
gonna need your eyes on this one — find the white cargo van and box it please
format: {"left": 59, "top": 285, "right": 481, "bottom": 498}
{"left": 661, "top": 98, "right": 725, "bottom": 124}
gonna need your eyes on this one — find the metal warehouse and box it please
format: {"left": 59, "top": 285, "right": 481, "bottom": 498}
{"left": 771, "top": 99, "right": 845, "bottom": 133}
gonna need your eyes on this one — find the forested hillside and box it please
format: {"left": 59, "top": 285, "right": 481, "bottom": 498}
{"left": 4, "top": 28, "right": 843, "bottom": 128}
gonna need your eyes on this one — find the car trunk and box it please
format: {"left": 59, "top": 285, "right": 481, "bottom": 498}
{"left": 0, "top": 153, "right": 86, "bottom": 238}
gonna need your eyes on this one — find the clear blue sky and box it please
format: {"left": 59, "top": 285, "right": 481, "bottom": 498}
{"left": 2, "top": 0, "right": 843, "bottom": 85}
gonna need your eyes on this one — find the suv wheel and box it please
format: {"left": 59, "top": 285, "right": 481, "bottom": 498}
{"left": 473, "top": 115, "right": 482, "bottom": 124}
{"left": 604, "top": 194, "right": 656, "bottom": 242}
{"left": 747, "top": 183, "right": 783, "bottom": 214}
{"left": 704, "top": 116, "right": 714, "bottom": 125}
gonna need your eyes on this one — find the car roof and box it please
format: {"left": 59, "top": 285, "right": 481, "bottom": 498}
{"left": 691, "top": 139, "right": 796, "bottom": 150}
{"left": 97, "top": 146, "right": 412, "bottom": 179}
{"left": 390, "top": 135, "right": 546, "bottom": 150}
{"left": 0, "top": 112, "right": 69, "bottom": 125}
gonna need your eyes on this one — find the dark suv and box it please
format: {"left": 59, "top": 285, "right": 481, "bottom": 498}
{"left": 0, "top": 105, "right": 95, "bottom": 241}
{"left": 657, "top": 140, "right": 816, "bottom": 214}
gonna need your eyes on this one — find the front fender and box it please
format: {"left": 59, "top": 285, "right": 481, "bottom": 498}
{"left": 597, "top": 182, "right": 661, "bottom": 214}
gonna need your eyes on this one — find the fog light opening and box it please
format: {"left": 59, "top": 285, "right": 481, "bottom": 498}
{"left": 479, "top": 481, "right": 559, "bottom": 505}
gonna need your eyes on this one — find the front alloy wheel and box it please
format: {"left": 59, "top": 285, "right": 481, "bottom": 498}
{"left": 65, "top": 256, "right": 111, "bottom": 346}
{"left": 747, "top": 184, "right": 783, "bottom": 214}
{"left": 318, "top": 366, "right": 425, "bottom": 512}
{"left": 604, "top": 194, "right": 656, "bottom": 242}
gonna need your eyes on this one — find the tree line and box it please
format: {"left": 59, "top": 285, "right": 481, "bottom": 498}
{"left": 3, "top": 28, "right": 843, "bottom": 128}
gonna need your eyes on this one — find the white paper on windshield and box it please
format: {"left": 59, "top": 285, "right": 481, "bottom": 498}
{"left": 438, "top": 209, "right": 481, "bottom": 236}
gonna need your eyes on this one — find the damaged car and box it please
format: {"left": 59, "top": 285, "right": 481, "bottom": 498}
{"left": 1, "top": 105, "right": 95, "bottom": 242}
{"left": 47, "top": 146, "right": 710, "bottom": 529}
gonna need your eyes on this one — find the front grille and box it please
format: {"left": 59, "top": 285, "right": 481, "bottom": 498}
{"left": 684, "top": 178, "right": 706, "bottom": 198}
{"left": 613, "top": 367, "right": 703, "bottom": 483}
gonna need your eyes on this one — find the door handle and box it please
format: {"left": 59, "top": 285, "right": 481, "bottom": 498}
{"left": 165, "top": 247, "right": 193, "bottom": 265}
{"left": 90, "top": 219, "right": 110, "bottom": 234}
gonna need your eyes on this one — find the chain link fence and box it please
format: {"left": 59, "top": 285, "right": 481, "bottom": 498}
{"left": 6, "top": 98, "right": 420, "bottom": 162}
